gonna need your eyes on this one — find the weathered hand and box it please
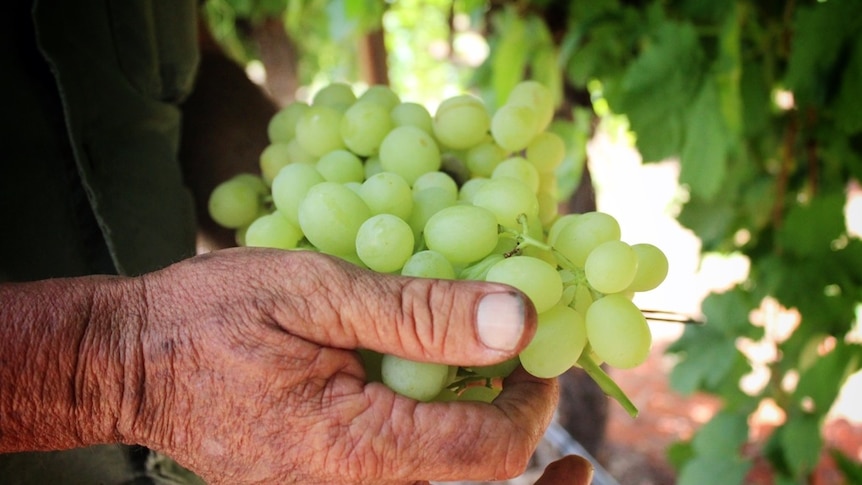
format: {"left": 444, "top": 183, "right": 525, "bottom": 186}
{"left": 118, "top": 248, "right": 562, "bottom": 484}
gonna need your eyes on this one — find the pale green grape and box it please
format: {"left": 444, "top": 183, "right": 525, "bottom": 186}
{"left": 340, "top": 100, "right": 392, "bottom": 156}
{"left": 584, "top": 240, "right": 638, "bottom": 294}
{"left": 470, "top": 356, "right": 519, "bottom": 379}
{"left": 316, "top": 149, "right": 364, "bottom": 184}
{"left": 412, "top": 171, "right": 458, "bottom": 200}
{"left": 355, "top": 214, "right": 415, "bottom": 273}
{"left": 407, "top": 187, "right": 456, "bottom": 241}
{"left": 298, "top": 181, "right": 370, "bottom": 256}
{"left": 423, "top": 205, "right": 499, "bottom": 264}
{"left": 526, "top": 132, "right": 565, "bottom": 174}
{"left": 471, "top": 178, "right": 539, "bottom": 230}
{"left": 572, "top": 283, "right": 594, "bottom": 315}
{"left": 432, "top": 388, "right": 460, "bottom": 402}
{"left": 379, "top": 126, "right": 441, "bottom": 185}
{"left": 547, "top": 213, "right": 581, "bottom": 246}
{"left": 553, "top": 211, "right": 621, "bottom": 267}
{"left": 458, "top": 177, "right": 490, "bottom": 203}
{"left": 295, "top": 106, "right": 346, "bottom": 157}
{"left": 458, "top": 385, "right": 501, "bottom": 403}
{"left": 401, "top": 250, "right": 456, "bottom": 279}
{"left": 284, "top": 139, "right": 317, "bottom": 165}
{"left": 358, "top": 85, "right": 401, "bottom": 111}
{"left": 271, "top": 163, "right": 325, "bottom": 225}
{"left": 244, "top": 211, "right": 303, "bottom": 250}
{"left": 208, "top": 176, "right": 264, "bottom": 229}
{"left": 465, "top": 139, "right": 507, "bottom": 177}
{"left": 492, "top": 157, "right": 540, "bottom": 193}
{"left": 518, "top": 305, "right": 587, "bottom": 378}
{"left": 364, "top": 156, "right": 383, "bottom": 179}
{"left": 485, "top": 256, "right": 563, "bottom": 313}
{"left": 390, "top": 101, "right": 433, "bottom": 133}
{"left": 267, "top": 101, "right": 309, "bottom": 143}
{"left": 432, "top": 94, "right": 491, "bottom": 150}
{"left": 585, "top": 294, "right": 651, "bottom": 369}
{"left": 626, "top": 243, "right": 669, "bottom": 292}
{"left": 232, "top": 173, "right": 268, "bottom": 196}
{"left": 358, "top": 172, "right": 413, "bottom": 220}
{"left": 539, "top": 173, "right": 559, "bottom": 199}
{"left": 311, "top": 82, "right": 356, "bottom": 112}
{"left": 381, "top": 354, "right": 450, "bottom": 402}
{"left": 507, "top": 80, "right": 554, "bottom": 132}
{"left": 490, "top": 103, "right": 538, "bottom": 152}
{"left": 259, "top": 143, "right": 292, "bottom": 185}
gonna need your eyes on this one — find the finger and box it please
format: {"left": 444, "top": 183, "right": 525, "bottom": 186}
{"left": 269, "top": 250, "right": 539, "bottom": 367}
{"left": 349, "top": 367, "right": 559, "bottom": 482}
{"left": 535, "top": 455, "right": 594, "bottom": 485}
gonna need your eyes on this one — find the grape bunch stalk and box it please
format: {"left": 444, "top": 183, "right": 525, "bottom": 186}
{"left": 207, "top": 81, "right": 669, "bottom": 416}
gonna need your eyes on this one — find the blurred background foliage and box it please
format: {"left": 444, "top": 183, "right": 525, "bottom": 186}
{"left": 201, "top": 1, "right": 862, "bottom": 483}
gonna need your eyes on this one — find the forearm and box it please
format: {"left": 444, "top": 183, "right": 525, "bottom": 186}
{"left": 0, "top": 276, "right": 143, "bottom": 452}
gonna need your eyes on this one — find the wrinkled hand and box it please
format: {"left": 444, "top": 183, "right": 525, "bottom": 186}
{"left": 115, "top": 248, "right": 573, "bottom": 485}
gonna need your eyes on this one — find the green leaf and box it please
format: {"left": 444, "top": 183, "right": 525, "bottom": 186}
{"left": 776, "top": 193, "right": 847, "bottom": 256}
{"left": 692, "top": 411, "right": 749, "bottom": 456}
{"left": 778, "top": 413, "right": 823, "bottom": 479}
{"left": 833, "top": 35, "right": 862, "bottom": 134}
{"left": 701, "top": 289, "right": 759, "bottom": 337}
{"left": 668, "top": 333, "right": 739, "bottom": 394}
{"left": 666, "top": 440, "right": 695, "bottom": 472}
{"left": 831, "top": 448, "right": 862, "bottom": 484}
{"left": 616, "top": 20, "right": 705, "bottom": 161}
{"left": 676, "top": 455, "right": 750, "bottom": 485}
{"left": 680, "top": 78, "right": 729, "bottom": 200}
{"left": 677, "top": 195, "right": 736, "bottom": 251}
{"left": 793, "top": 342, "right": 862, "bottom": 416}
{"left": 785, "top": 2, "right": 862, "bottom": 107}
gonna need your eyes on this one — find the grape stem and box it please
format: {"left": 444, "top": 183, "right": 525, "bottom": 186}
{"left": 577, "top": 350, "right": 639, "bottom": 418}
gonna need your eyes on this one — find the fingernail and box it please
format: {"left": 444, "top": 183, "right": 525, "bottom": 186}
{"left": 476, "top": 292, "right": 525, "bottom": 351}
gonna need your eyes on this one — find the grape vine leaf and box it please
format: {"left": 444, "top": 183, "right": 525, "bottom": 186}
{"left": 691, "top": 411, "right": 748, "bottom": 457}
{"left": 613, "top": 19, "right": 704, "bottom": 162}
{"left": 676, "top": 455, "right": 750, "bottom": 485}
{"left": 784, "top": 1, "right": 862, "bottom": 107}
{"left": 778, "top": 413, "right": 823, "bottom": 480}
{"left": 792, "top": 341, "right": 862, "bottom": 416}
{"left": 680, "top": 79, "right": 729, "bottom": 200}
{"left": 776, "top": 193, "right": 846, "bottom": 257}
{"left": 833, "top": 35, "right": 862, "bottom": 135}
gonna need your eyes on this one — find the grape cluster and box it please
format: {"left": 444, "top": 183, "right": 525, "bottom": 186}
{"left": 207, "top": 81, "right": 668, "bottom": 413}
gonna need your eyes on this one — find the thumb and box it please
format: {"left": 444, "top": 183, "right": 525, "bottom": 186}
{"left": 293, "top": 253, "right": 538, "bottom": 366}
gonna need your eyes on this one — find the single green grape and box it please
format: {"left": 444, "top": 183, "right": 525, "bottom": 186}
{"left": 295, "top": 105, "right": 346, "bottom": 157}
{"left": 626, "top": 243, "right": 669, "bottom": 292}
{"left": 519, "top": 305, "right": 587, "bottom": 378}
{"left": 298, "top": 181, "right": 370, "bottom": 256}
{"left": 381, "top": 354, "right": 450, "bottom": 402}
{"left": 208, "top": 176, "right": 264, "bottom": 229}
{"left": 271, "top": 163, "right": 325, "bottom": 226}
{"left": 316, "top": 149, "right": 364, "bottom": 184}
{"left": 379, "top": 126, "right": 441, "bottom": 185}
{"left": 585, "top": 294, "right": 651, "bottom": 369}
{"left": 492, "top": 157, "right": 540, "bottom": 194}
{"left": 358, "top": 85, "right": 401, "bottom": 111}
{"left": 244, "top": 211, "right": 303, "bottom": 250}
{"left": 506, "top": 80, "right": 554, "bottom": 132}
{"left": 355, "top": 214, "right": 415, "bottom": 273}
{"left": 432, "top": 94, "right": 491, "bottom": 150}
{"left": 340, "top": 100, "right": 392, "bottom": 156}
{"left": 526, "top": 131, "right": 565, "bottom": 174}
{"left": 490, "top": 103, "right": 538, "bottom": 152}
{"left": 311, "top": 82, "right": 356, "bottom": 112}
{"left": 358, "top": 172, "right": 413, "bottom": 220}
{"left": 390, "top": 101, "right": 433, "bottom": 134}
{"left": 423, "top": 205, "right": 499, "bottom": 265}
{"left": 584, "top": 240, "right": 638, "bottom": 294}
{"left": 471, "top": 178, "right": 539, "bottom": 230}
{"left": 401, "top": 250, "right": 456, "bottom": 279}
{"left": 485, "top": 256, "right": 563, "bottom": 314}
{"left": 553, "top": 211, "right": 621, "bottom": 267}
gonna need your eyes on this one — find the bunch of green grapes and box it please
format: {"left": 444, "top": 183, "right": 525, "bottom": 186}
{"left": 207, "top": 81, "right": 668, "bottom": 415}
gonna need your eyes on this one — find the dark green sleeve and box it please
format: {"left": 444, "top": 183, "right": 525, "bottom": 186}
{"left": 31, "top": 0, "right": 200, "bottom": 276}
